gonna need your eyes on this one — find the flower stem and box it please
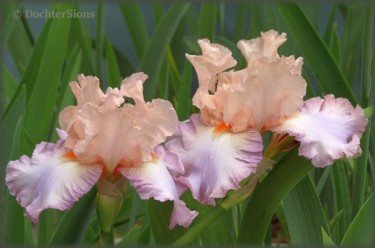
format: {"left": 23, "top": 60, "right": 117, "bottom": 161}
{"left": 99, "top": 229, "right": 114, "bottom": 246}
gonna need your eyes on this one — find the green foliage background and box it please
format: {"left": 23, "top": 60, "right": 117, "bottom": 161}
{"left": 0, "top": 2, "right": 374, "bottom": 246}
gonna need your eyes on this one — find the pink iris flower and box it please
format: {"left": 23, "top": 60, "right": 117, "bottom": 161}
{"left": 6, "top": 73, "right": 198, "bottom": 229}
{"left": 165, "top": 30, "right": 368, "bottom": 205}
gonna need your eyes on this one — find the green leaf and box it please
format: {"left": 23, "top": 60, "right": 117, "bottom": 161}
{"left": 331, "top": 161, "right": 352, "bottom": 242}
{"left": 6, "top": 6, "right": 33, "bottom": 74}
{"left": 2, "top": 4, "right": 19, "bottom": 47}
{"left": 328, "top": 209, "right": 344, "bottom": 242}
{"left": 49, "top": 189, "right": 97, "bottom": 244}
{"left": 174, "top": 62, "right": 192, "bottom": 120}
{"left": 95, "top": 2, "right": 104, "bottom": 79}
{"left": 104, "top": 37, "right": 122, "bottom": 87}
{"left": 140, "top": 3, "right": 189, "bottom": 100}
{"left": 198, "top": 4, "right": 217, "bottom": 40}
{"left": 282, "top": 176, "right": 330, "bottom": 245}
{"left": 182, "top": 193, "right": 235, "bottom": 245}
{"left": 315, "top": 166, "right": 332, "bottom": 196}
{"left": 237, "top": 148, "right": 313, "bottom": 244}
{"left": 329, "top": 25, "right": 342, "bottom": 63}
{"left": 1, "top": 66, "right": 18, "bottom": 114}
{"left": 118, "top": 224, "right": 142, "bottom": 245}
{"left": 360, "top": 4, "right": 373, "bottom": 106}
{"left": 341, "top": 4, "right": 365, "bottom": 86}
{"left": 50, "top": 45, "right": 81, "bottom": 142}
{"left": 147, "top": 200, "right": 186, "bottom": 244}
{"left": 70, "top": 17, "right": 94, "bottom": 75}
{"left": 341, "top": 194, "right": 374, "bottom": 245}
{"left": 352, "top": 121, "right": 371, "bottom": 217}
{"left": 119, "top": 3, "right": 149, "bottom": 59}
{"left": 1, "top": 116, "right": 27, "bottom": 245}
{"left": 322, "top": 228, "right": 336, "bottom": 246}
{"left": 233, "top": 4, "right": 248, "bottom": 41}
{"left": 22, "top": 4, "right": 72, "bottom": 146}
{"left": 173, "top": 205, "right": 226, "bottom": 246}
{"left": 278, "top": 4, "right": 357, "bottom": 104}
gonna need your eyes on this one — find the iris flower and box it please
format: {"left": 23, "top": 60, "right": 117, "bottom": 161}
{"left": 165, "top": 30, "right": 368, "bottom": 205}
{"left": 6, "top": 73, "right": 197, "bottom": 229}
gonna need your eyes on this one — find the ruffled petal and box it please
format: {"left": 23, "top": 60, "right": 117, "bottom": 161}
{"left": 5, "top": 141, "right": 102, "bottom": 223}
{"left": 60, "top": 73, "right": 178, "bottom": 176}
{"left": 186, "top": 39, "right": 237, "bottom": 93}
{"left": 186, "top": 31, "right": 306, "bottom": 132}
{"left": 69, "top": 74, "right": 106, "bottom": 106}
{"left": 237, "top": 30, "right": 287, "bottom": 62}
{"left": 165, "top": 114, "right": 263, "bottom": 205}
{"left": 120, "top": 72, "right": 148, "bottom": 104}
{"left": 272, "top": 95, "right": 368, "bottom": 167}
{"left": 118, "top": 146, "right": 198, "bottom": 229}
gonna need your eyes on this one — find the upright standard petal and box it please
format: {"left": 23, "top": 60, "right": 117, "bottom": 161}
{"left": 5, "top": 141, "right": 102, "bottom": 223}
{"left": 60, "top": 73, "right": 178, "bottom": 176}
{"left": 186, "top": 31, "right": 306, "bottom": 132}
{"left": 121, "top": 73, "right": 178, "bottom": 152}
{"left": 237, "top": 30, "right": 287, "bottom": 62}
{"left": 272, "top": 95, "right": 368, "bottom": 167}
{"left": 186, "top": 39, "right": 237, "bottom": 93}
{"left": 165, "top": 114, "right": 263, "bottom": 205}
{"left": 118, "top": 146, "right": 198, "bottom": 229}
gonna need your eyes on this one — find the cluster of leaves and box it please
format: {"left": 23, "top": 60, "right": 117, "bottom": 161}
{"left": 0, "top": 2, "right": 373, "bottom": 246}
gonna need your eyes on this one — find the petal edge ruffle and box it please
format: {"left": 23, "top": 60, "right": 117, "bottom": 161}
{"left": 272, "top": 95, "right": 367, "bottom": 167}
{"left": 165, "top": 114, "right": 263, "bottom": 205}
{"left": 6, "top": 141, "right": 102, "bottom": 223}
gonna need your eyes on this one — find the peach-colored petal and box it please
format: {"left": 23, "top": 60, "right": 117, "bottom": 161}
{"left": 72, "top": 103, "right": 146, "bottom": 172}
{"left": 60, "top": 73, "right": 178, "bottom": 177}
{"left": 186, "top": 39, "right": 237, "bottom": 109}
{"left": 272, "top": 95, "right": 368, "bottom": 167}
{"left": 70, "top": 74, "right": 106, "bottom": 106}
{"left": 120, "top": 72, "right": 148, "bottom": 104}
{"left": 237, "top": 30, "right": 287, "bottom": 62}
{"left": 187, "top": 31, "right": 307, "bottom": 132}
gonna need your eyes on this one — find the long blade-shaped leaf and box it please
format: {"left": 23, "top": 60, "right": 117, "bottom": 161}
{"left": 282, "top": 176, "right": 330, "bottom": 245}
{"left": 119, "top": 3, "right": 149, "bottom": 59}
{"left": 341, "top": 194, "right": 374, "bottom": 245}
{"left": 237, "top": 148, "right": 313, "bottom": 244}
{"left": 22, "top": 4, "right": 72, "bottom": 146}
{"left": 140, "top": 3, "right": 189, "bottom": 100}
{"left": 278, "top": 4, "right": 356, "bottom": 104}
{"left": 147, "top": 200, "right": 186, "bottom": 244}
{"left": 49, "top": 189, "right": 97, "bottom": 244}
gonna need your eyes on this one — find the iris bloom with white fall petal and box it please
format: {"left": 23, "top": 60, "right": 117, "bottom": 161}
{"left": 165, "top": 30, "right": 368, "bottom": 205}
{"left": 5, "top": 73, "right": 198, "bottom": 229}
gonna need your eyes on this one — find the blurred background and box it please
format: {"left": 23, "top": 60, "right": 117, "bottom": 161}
{"left": 0, "top": 2, "right": 373, "bottom": 246}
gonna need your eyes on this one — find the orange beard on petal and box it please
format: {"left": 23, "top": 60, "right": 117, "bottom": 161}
{"left": 213, "top": 123, "right": 232, "bottom": 135}
{"left": 64, "top": 150, "right": 77, "bottom": 160}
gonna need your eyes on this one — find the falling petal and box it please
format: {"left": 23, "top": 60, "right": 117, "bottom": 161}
{"left": 119, "top": 146, "right": 198, "bottom": 229}
{"left": 165, "top": 114, "right": 263, "bottom": 205}
{"left": 272, "top": 95, "right": 367, "bottom": 167}
{"left": 5, "top": 141, "right": 102, "bottom": 223}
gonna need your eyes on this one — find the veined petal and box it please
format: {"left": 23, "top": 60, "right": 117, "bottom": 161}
{"left": 61, "top": 73, "right": 178, "bottom": 176}
{"left": 272, "top": 95, "right": 368, "bottom": 167}
{"left": 118, "top": 146, "right": 198, "bottom": 229}
{"left": 187, "top": 31, "right": 306, "bottom": 132}
{"left": 5, "top": 141, "right": 102, "bottom": 223}
{"left": 237, "top": 30, "right": 287, "bottom": 62}
{"left": 186, "top": 39, "right": 237, "bottom": 93}
{"left": 70, "top": 74, "right": 106, "bottom": 106}
{"left": 165, "top": 114, "right": 263, "bottom": 205}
